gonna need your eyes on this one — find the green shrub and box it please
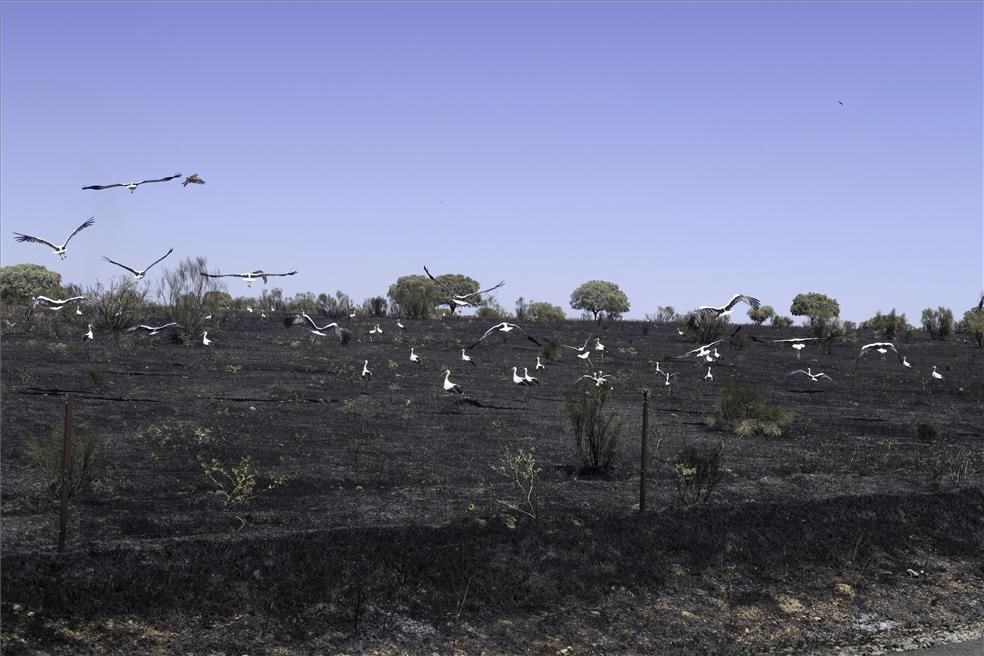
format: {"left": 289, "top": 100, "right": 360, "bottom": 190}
{"left": 771, "top": 315, "right": 793, "bottom": 330}
{"left": 564, "top": 385, "right": 624, "bottom": 474}
{"left": 747, "top": 305, "right": 775, "bottom": 325}
{"left": 961, "top": 308, "right": 984, "bottom": 348}
{"left": 861, "top": 309, "right": 912, "bottom": 340}
{"left": 197, "top": 454, "right": 286, "bottom": 530}
{"left": 686, "top": 313, "right": 730, "bottom": 343}
{"left": 707, "top": 383, "right": 792, "bottom": 437}
{"left": 674, "top": 443, "right": 722, "bottom": 504}
{"left": 486, "top": 446, "right": 542, "bottom": 518}
{"left": 542, "top": 340, "right": 561, "bottom": 363}
{"left": 25, "top": 419, "right": 104, "bottom": 499}
{"left": 922, "top": 307, "right": 954, "bottom": 341}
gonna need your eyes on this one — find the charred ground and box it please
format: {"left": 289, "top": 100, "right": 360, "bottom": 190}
{"left": 2, "top": 311, "right": 982, "bottom": 654}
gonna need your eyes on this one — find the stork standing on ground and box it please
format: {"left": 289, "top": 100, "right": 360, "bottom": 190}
{"left": 931, "top": 366, "right": 944, "bottom": 380}
{"left": 704, "top": 367, "right": 713, "bottom": 382}
{"left": 13, "top": 217, "right": 95, "bottom": 260}
{"left": 368, "top": 324, "right": 383, "bottom": 341}
{"left": 202, "top": 331, "right": 212, "bottom": 347}
{"left": 103, "top": 248, "right": 174, "bottom": 280}
{"left": 361, "top": 360, "right": 372, "bottom": 380}
{"left": 82, "top": 173, "right": 181, "bottom": 193}
{"left": 82, "top": 324, "right": 94, "bottom": 342}
{"left": 535, "top": 356, "right": 545, "bottom": 371}
{"left": 461, "top": 349, "right": 476, "bottom": 366}
{"left": 522, "top": 368, "right": 540, "bottom": 386}
{"left": 442, "top": 368, "right": 463, "bottom": 394}
{"left": 409, "top": 347, "right": 423, "bottom": 364}
{"left": 688, "top": 294, "right": 761, "bottom": 329}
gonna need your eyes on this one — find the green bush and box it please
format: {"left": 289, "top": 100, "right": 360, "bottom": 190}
{"left": 961, "top": 308, "right": 984, "bottom": 348}
{"left": 25, "top": 419, "right": 104, "bottom": 499}
{"left": 747, "top": 305, "right": 775, "bottom": 326}
{"left": 771, "top": 315, "right": 793, "bottom": 330}
{"left": 564, "top": 385, "right": 624, "bottom": 474}
{"left": 922, "top": 307, "right": 954, "bottom": 341}
{"left": 707, "top": 383, "right": 793, "bottom": 437}
{"left": 674, "top": 443, "right": 722, "bottom": 504}
{"left": 861, "top": 309, "right": 912, "bottom": 340}
{"left": 687, "top": 313, "right": 730, "bottom": 343}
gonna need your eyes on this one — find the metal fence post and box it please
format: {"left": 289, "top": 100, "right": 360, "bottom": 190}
{"left": 640, "top": 388, "right": 650, "bottom": 513}
{"left": 58, "top": 396, "right": 74, "bottom": 552}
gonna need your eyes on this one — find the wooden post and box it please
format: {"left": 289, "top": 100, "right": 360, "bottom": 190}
{"left": 58, "top": 396, "right": 74, "bottom": 552}
{"left": 640, "top": 388, "right": 650, "bottom": 513}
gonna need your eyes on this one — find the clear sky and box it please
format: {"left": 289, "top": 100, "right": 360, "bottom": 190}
{"left": 2, "top": 1, "right": 981, "bottom": 322}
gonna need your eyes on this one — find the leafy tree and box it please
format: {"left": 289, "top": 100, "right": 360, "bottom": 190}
{"left": 652, "top": 305, "right": 677, "bottom": 324}
{"left": 259, "top": 287, "right": 284, "bottom": 311}
{"left": 476, "top": 296, "right": 509, "bottom": 320}
{"left": 527, "top": 301, "right": 566, "bottom": 322}
{"left": 388, "top": 275, "right": 442, "bottom": 319}
{"left": 0, "top": 263, "right": 62, "bottom": 301}
{"left": 961, "top": 308, "right": 984, "bottom": 348}
{"left": 747, "top": 304, "right": 776, "bottom": 326}
{"left": 570, "top": 280, "right": 630, "bottom": 322}
{"left": 771, "top": 315, "right": 793, "bottom": 330}
{"left": 286, "top": 291, "right": 319, "bottom": 315}
{"left": 790, "top": 292, "right": 840, "bottom": 336}
{"left": 860, "top": 309, "right": 912, "bottom": 340}
{"left": 158, "top": 256, "right": 227, "bottom": 343}
{"left": 921, "top": 307, "right": 954, "bottom": 341}
{"left": 434, "top": 273, "right": 480, "bottom": 315}
{"left": 361, "top": 296, "right": 388, "bottom": 317}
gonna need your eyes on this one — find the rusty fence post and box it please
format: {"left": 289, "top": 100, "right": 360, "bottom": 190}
{"left": 640, "top": 388, "right": 650, "bottom": 513}
{"left": 58, "top": 395, "right": 74, "bottom": 552}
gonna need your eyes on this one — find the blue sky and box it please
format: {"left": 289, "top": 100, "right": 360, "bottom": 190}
{"left": 2, "top": 1, "right": 981, "bottom": 322}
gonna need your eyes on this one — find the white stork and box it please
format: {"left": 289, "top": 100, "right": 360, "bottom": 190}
{"left": 83, "top": 172, "right": 181, "bottom": 193}
{"left": 423, "top": 265, "right": 505, "bottom": 313}
{"left": 13, "top": 217, "right": 95, "bottom": 260}
{"left": 468, "top": 322, "right": 541, "bottom": 349}
{"left": 103, "top": 248, "right": 174, "bottom": 280}
{"left": 788, "top": 368, "right": 832, "bottom": 382}
{"left": 199, "top": 269, "right": 297, "bottom": 287}
{"left": 688, "top": 294, "right": 761, "bottom": 329}
{"left": 442, "top": 368, "right": 463, "bottom": 394}
{"left": 126, "top": 322, "right": 181, "bottom": 336}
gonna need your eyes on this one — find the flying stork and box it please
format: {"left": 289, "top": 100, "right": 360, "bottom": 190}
{"left": 82, "top": 173, "right": 182, "bottom": 193}
{"left": 13, "top": 217, "right": 95, "bottom": 260}
{"left": 103, "top": 248, "right": 174, "bottom": 280}
{"left": 423, "top": 265, "right": 505, "bottom": 314}
{"left": 199, "top": 269, "right": 298, "bottom": 287}
{"left": 126, "top": 322, "right": 181, "bottom": 336}
{"left": 688, "top": 294, "right": 761, "bottom": 329}
{"left": 788, "top": 368, "right": 832, "bottom": 382}
{"left": 467, "top": 322, "right": 542, "bottom": 350}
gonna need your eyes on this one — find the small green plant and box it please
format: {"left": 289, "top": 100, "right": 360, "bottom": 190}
{"left": 197, "top": 454, "right": 286, "bottom": 530}
{"left": 25, "top": 419, "right": 104, "bottom": 499}
{"left": 225, "top": 364, "right": 242, "bottom": 374}
{"left": 674, "top": 443, "right": 722, "bottom": 504}
{"left": 486, "top": 446, "right": 542, "bottom": 518}
{"left": 707, "top": 382, "right": 793, "bottom": 437}
{"left": 564, "top": 385, "right": 624, "bottom": 474}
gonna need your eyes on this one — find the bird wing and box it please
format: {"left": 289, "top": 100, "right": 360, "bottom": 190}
{"left": 13, "top": 233, "right": 59, "bottom": 249}
{"left": 423, "top": 266, "right": 455, "bottom": 294}
{"left": 200, "top": 271, "right": 238, "bottom": 279}
{"left": 265, "top": 271, "right": 298, "bottom": 277}
{"left": 82, "top": 183, "right": 125, "bottom": 190}
{"left": 63, "top": 217, "right": 96, "bottom": 246}
{"left": 138, "top": 173, "right": 182, "bottom": 185}
{"left": 143, "top": 248, "right": 174, "bottom": 272}
{"left": 817, "top": 373, "right": 832, "bottom": 381}
{"left": 724, "top": 294, "right": 761, "bottom": 311}
{"left": 459, "top": 280, "right": 506, "bottom": 299}
{"left": 102, "top": 256, "right": 140, "bottom": 275}
{"left": 787, "top": 370, "right": 809, "bottom": 376}
{"left": 467, "top": 325, "right": 501, "bottom": 349}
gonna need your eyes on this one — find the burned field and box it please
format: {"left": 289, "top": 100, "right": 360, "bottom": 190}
{"left": 2, "top": 313, "right": 983, "bottom": 654}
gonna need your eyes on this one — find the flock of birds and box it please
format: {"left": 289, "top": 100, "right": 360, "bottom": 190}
{"left": 10, "top": 173, "right": 972, "bottom": 400}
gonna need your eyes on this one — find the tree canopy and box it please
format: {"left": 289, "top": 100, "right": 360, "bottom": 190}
{"left": 570, "top": 280, "right": 630, "bottom": 321}
{"left": 0, "top": 263, "right": 62, "bottom": 301}
{"left": 388, "top": 274, "right": 443, "bottom": 320}
{"left": 790, "top": 292, "right": 840, "bottom": 324}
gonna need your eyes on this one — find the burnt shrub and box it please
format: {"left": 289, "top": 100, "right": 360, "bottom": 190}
{"left": 707, "top": 382, "right": 792, "bottom": 438}
{"left": 564, "top": 384, "right": 624, "bottom": 474}
{"left": 674, "top": 443, "right": 723, "bottom": 504}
